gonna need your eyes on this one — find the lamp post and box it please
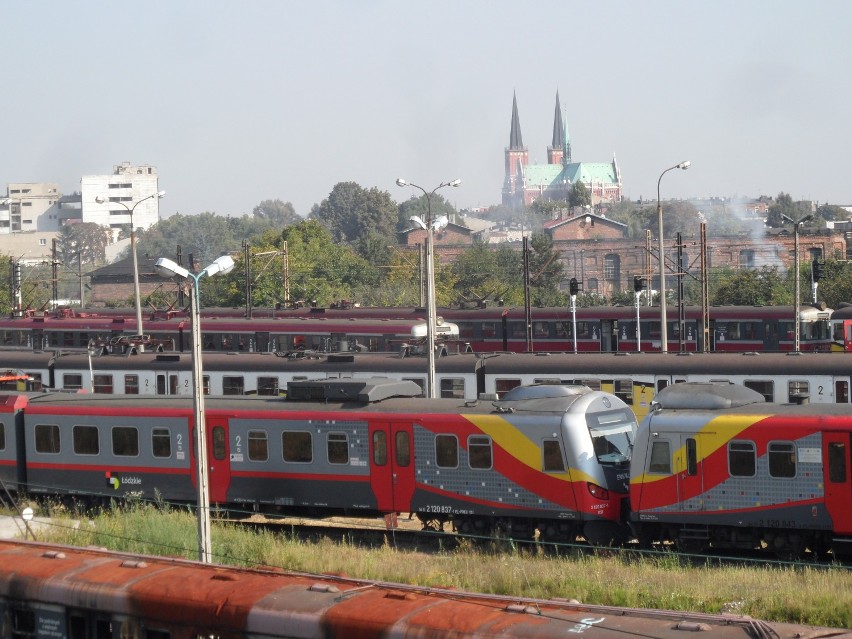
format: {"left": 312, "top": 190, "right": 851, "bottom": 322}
{"left": 154, "top": 254, "right": 235, "bottom": 563}
{"left": 95, "top": 191, "right": 166, "bottom": 345}
{"left": 656, "top": 161, "right": 690, "bottom": 353}
{"left": 782, "top": 213, "right": 814, "bottom": 352}
{"left": 395, "top": 178, "right": 461, "bottom": 398}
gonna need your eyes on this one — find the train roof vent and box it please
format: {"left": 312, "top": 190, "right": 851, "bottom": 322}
{"left": 155, "top": 354, "right": 181, "bottom": 362}
{"left": 286, "top": 377, "right": 422, "bottom": 403}
{"left": 327, "top": 354, "right": 355, "bottom": 363}
{"left": 652, "top": 382, "right": 765, "bottom": 410}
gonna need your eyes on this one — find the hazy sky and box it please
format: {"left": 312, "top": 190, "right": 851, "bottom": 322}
{"left": 3, "top": 1, "right": 850, "bottom": 219}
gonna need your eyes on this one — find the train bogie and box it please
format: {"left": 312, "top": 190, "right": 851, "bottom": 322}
{"left": 630, "top": 382, "right": 852, "bottom": 557}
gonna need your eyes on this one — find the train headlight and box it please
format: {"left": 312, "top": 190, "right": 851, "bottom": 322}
{"left": 586, "top": 483, "right": 610, "bottom": 500}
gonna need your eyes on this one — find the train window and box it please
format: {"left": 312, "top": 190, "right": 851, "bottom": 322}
{"left": 744, "top": 380, "right": 774, "bottom": 402}
{"left": 480, "top": 322, "right": 498, "bottom": 338}
{"left": 787, "top": 380, "right": 809, "bottom": 403}
{"left": 614, "top": 379, "right": 633, "bottom": 403}
{"left": 495, "top": 378, "right": 521, "bottom": 398}
{"left": 534, "top": 378, "right": 563, "bottom": 385}
{"left": 555, "top": 321, "right": 571, "bottom": 338}
{"left": 152, "top": 428, "right": 171, "bottom": 458}
{"left": 125, "top": 375, "right": 140, "bottom": 394}
{"left": 283, "top": 431, "right": 313, "bottom": 463}
{"left": 223, "top": 376, "right": 245, "bottom": 395}
{"left": 686, "top": 438, "right": 697, "bottom": 476}
{"left": 63, "top": 373, "right": 84, "bottom": 391}
{"left": 508, "top": 322, "right": 526, "bottom": 339}
{"left": 35, "top": 424, "right": 60, "bottom": 454}
{"left": 542, "top": 440, "right": 564, "bottom": 472}
{"left": 93, "top": 374, "right": 113, "bottom": 394}
{"left": 0, "top": 421, "right": 4, "bottom": 451}
{"left": 728, "top": 441, "right": 756, "bottom": 477}
{"left": 395, "top": 431, "right": 410, "bottom": 467}
{"left": 113, "top": 427, "right": 139, "bottom": 457}
{"left": 373, "top": 431, "right": 387, "bottom": 466}
{"left": 248, "top": 430, "right": 268, "bottom": 462}
{"left": 648, "top": 441, "right": 671, "bottom": 474}
{"left": 768, "top": 442, "right": 796, "bottom": 478}
{"left": 328, "top": 432, "right": 349, "bottom": 464}
{"left": 11, "top": 608, "right": 36, "bottom": 637}
{"left": 468, "top": 435, "right": 492, "bottom": 470}
{"left": 212, "top": 426, "right": 226, "bottom": 460}
{"left": 574, "top": 378, "right": 601, "bottom": 391}
{"left": 144, "top": 630, "right": 171, "bottom": 639}
{"left": 258, "top": 376, "right": 279, "bottom": 396}
{"left": 835, "top": 380, "right": 849, "bottom": 404}
{"left": 435, "top": 434, "right": 459, "bottom": 468}
{"left": 828, "top": 442, "right": 847, "bottom": 483}
{"left": 203, "top": 375, "right": 211, "bottom": 395}
{"left": 533, "top": 321, "right": 549, "bottom": 338}
{"left": 440, "top": 377, "right": 466, "bottom": 399}
{"left": 73, "top": 425, "right": 99, "bottom": 455}
{"left": 576, "top": 321, "right": 595, "bottom": 339}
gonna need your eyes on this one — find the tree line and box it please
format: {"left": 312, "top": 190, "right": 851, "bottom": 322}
{"left": 1, "top": 184, "right": 851, "bottom": 315}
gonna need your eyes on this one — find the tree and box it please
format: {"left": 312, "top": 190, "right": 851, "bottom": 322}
{"left": 310, "top": 182, "right": 398, "bottom": 251}
{"left": 569, "top": 181, "right": 590, "bottom": 209}
{"left": 398, "top": 192, "right": 458, "bottom": 232}
{"left": 56, "top": 223, "right": 112, "bottom": 266}
{"left": 710, "top": 266, "right": 790, "bottom": 305}
{"left": 252, "top": 199, "right": 301, "bottom": 226}
{"left": 137, "top": 212, "right": 240, "bottom": 269}
{"left": 450, "top": 241, "right": 522, "bottom": 306}
{"left": 766, "top": 192, "right": 811, "bottom": 228}
{"left": 528, "top": 232, "right": 565, "bottom": 306}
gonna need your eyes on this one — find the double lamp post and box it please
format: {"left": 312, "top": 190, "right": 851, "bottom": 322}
{"left": 656, "top": 161, "right": 690, "bottom": 353}
{"left": 396, "top": 178, "right": 460, "bottom": 399}
{"left": 155, "top": 254, "right": 235, "bottom": 563}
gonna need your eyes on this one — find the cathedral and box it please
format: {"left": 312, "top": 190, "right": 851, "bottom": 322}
{"left": 502, "top": 92, "right": 623, "bottom": 209}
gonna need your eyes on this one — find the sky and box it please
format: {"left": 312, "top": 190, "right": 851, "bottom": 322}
{"left": 3, "top": 1, "right": 851, "bottom": 219}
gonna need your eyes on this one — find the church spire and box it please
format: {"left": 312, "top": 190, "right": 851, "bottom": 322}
{"left": 551, "top": 90, "right": 564, "bottom": 149}
{"left": 509, "top": 91, "right": 524, "bottom": 150}
{"left": 548, "top": 90, "right": 568, "bottom": 165}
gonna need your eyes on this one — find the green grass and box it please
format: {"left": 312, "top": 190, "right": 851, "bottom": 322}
{"left": 33, "top": 503, "right": 852, "bottom": 630}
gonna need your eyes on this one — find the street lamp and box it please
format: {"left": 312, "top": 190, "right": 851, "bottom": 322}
{"left": 656, "top": 161, "right": 690, "bottom": 353}
{"left": 95, "top": 190, "right": 166, "bottom": 346}
{"left": 155, "top": 254, "right": 235, "bottom": 563}
{"left": 781, "top": 213, "right": 814, "bottom": 352}
{"left": 395, "top": 177, "right": 461, "bottom": 398}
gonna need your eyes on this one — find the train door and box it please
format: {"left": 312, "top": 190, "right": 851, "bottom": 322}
{"left": 763, "top": 320, "right": 780, "bottom": 351}
{"left": 823, "top": 432, "right": 852, "bottom": 536}
{"left": 369, "top": 421, "right": 415, "bottom": 514}
{"left": 155, "top": 373, "right": 182, "bottom": 395}
{"left": 255, "top": 331, "right": 270, "bottom": 353}
{"left": 601, "top": 319, "right": 615, "bottom": 351}
{"left": 675, "top": 435, "right": 704, "bottom": 511}
{"left": 205, "top": 417, "right": 232, "bottom": 504}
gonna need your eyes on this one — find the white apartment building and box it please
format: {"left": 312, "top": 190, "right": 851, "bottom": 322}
{"left": 0, "top": 182, "right": 61, "bottom": 234}
{"left": 80, "top": 162, "right": 162, "bottom": 240}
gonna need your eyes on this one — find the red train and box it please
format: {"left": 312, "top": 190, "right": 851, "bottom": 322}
{"left": 0, "top": 379, "right": 638, "bottom": 545}
{"left": 4, "top": 539, "right": 846, "bottom": 639}
{"left": 631, "top": 382, "right": 852, "bottom": 558}
{"left": 3, "top": 302, "right": 830, "bottom": 354}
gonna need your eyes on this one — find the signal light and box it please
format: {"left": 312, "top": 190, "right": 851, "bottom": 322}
{"left": 812, "top": 260, "right": 825, "bottom": 282}
{"left": 633, "top": 275, "right": 647, "bottom": 293}
{"left": 569, "top": 278, "right": 580, "bottom": 296}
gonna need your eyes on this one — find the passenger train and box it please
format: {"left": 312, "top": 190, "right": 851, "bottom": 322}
{"left": 0, "top": 378, "right": 850, "bottom": 558}
{"left": 0, "top": 302, "right": 833, "bottom": 353}
{"left": 6, "top": 349, "right": 852, "bottom": 420}
{"left": 0, "top": 378, "right": 637, "bottom": 545}
{"left": 0, "top": 309, "right": 459, "bottom": 355}
{"left": 4, "top": 540, "right": 844, "bottom": 639}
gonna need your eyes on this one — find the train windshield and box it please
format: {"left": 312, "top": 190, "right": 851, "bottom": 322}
{"left": 587, "top": 409, "right": 635, "bottom": 464}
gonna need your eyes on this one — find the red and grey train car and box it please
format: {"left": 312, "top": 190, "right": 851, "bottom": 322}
{"left": 1, "top": 379, "right": 637, "bottom": 544}
{"left": 4, "top": 539, "right": 846, "bottom": 639}
{"left": 630, "top": 382, "right": 852, "bottom": 558}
